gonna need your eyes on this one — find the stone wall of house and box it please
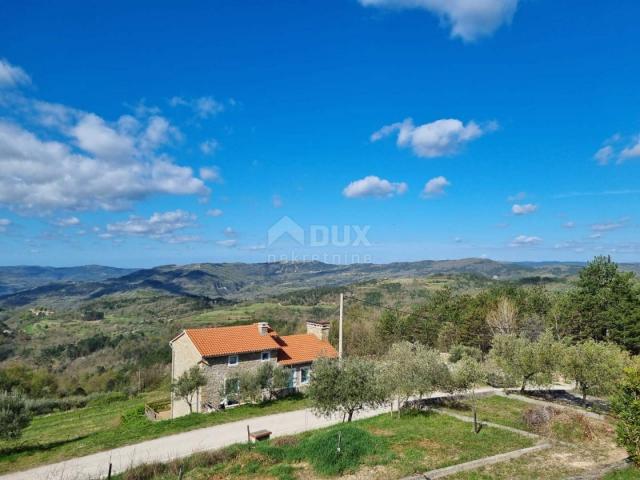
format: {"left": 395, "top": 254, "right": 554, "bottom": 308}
{"left": 170, "top": 333, "right": 203, "bottom": 418}
{"left": 199, "top": 349, "right": 279, "bottom": 409}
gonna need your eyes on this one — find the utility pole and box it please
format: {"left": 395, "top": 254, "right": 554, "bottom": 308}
{"left": 338, "top": 293, "right": 343, "bottom": 359}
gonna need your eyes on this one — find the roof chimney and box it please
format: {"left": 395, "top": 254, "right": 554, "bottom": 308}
{"left": 306, "top": 320, "right": 329, "bottom": 341}
{"left": 257, "top": 322, "right": 270, "bottom": 336}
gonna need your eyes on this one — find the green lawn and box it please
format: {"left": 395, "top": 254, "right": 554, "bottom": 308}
{"left": 605, "top": 466, "right": 640, "bottom": 480}
{"left": 441, "top": 394, "right": 533, "bottom": 431}
{"left": 0, "top": 393, "right": 309, "bottom": 474}
{"left": 115, "top": 410, "right": 534, "bottom": 480}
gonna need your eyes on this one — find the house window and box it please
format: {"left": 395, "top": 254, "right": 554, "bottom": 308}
{"left": 228, "top": 355, "right": 239, "bottom": 366}
{"left": 261, "top": 351, "right": 271, "bottom": 362}
{"left": 288, "top": 368, "right": 296, "bottom": 388}
{"left": 300, "top": 367, "right": 310, "bottom": 385}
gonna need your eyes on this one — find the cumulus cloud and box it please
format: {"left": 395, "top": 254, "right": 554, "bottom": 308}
{"left": 358, "top": 0, "right": 519, "bottom": 42}
{"left": 169, "top": 96, "right": 224, "bottom": 118}
{"left": 106, "top": 210, "right": 197, "bottom": 242}
{"left": 200, "top": 139, "right": 219, "bottom": 155}
{"left": 207, "top": 208, "right": 224, "bottom": 217}
{"left": 200, "top": 166, "right": 223, "bottom": 183}
{"left": 53, "top": 216, "right": 80, "bottom": 227}
{"left": 594, "top": 134, "right": 640, "bottom": 164}
{"left": 0, "top": 59, "right": 31, "bottom": 87}
{"left": 511, "top": 203, "right": 537, "bottom": 215}
{"left": 223, "top": 226, "right": 237, "bottom": 237}
{"left": 421, "top": 176, "right": 450, "bottom": 198}
{"left": 0, "top": 106, "right": 207, "bottom": 212}
{"left": 509, "top": 235, "right": 542, "bottom": 247}
{"left": 342, "top": 175, "right": 408, "bottom": 198}
{"left": 371, "top": 118, "right": 495, "bottom": 158}
{"left": 0, "top": 218, "right": 11, "bottom": 233}
{"left": 620, "top": 140, "right": 640, "bottom": 161}
{"left": 563, "top": 221, "right": 576, "bottom": 229}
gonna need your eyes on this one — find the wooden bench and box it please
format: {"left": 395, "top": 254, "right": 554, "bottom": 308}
{"left": 247, "top": 427, "right": 272, "bottom": 443}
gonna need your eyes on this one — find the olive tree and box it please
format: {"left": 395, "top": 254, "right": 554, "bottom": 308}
{"left": 490, "top": 330, "right": 563, "bottom": 392}
{"left": 564, "top": 340, "right": 628, "bottom": 404}
{"left": 451, "top": 356, "right": 487, "bottom": 433}
{"left": 308, "top": 357, "right": 385, "bottom": 422}
{"left": 171, "top": 366, "right": 207, "bottom": 414}
{"left": 380, "top": 341, "right": 449, "bottom": 415}
{"left": 0, "top": 392, "right": 31, "bottom": 440}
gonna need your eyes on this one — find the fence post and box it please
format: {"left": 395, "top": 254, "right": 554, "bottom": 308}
{"left": 178, "top": 465, "right": 184, "bottom": 480}
{"left": 107, "top": 462, "right": 112, "bottom": 480}
{"left": 247, "top": 424, "right": 251, "bottom": 442}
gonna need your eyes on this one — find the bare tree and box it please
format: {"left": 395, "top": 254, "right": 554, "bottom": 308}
{"left": 486, "top": 298, "right": 518, "bottom": 336}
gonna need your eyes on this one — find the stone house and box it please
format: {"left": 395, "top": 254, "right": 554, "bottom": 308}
{"left": 169, "top": 321, "right": 337, "bottom": 418}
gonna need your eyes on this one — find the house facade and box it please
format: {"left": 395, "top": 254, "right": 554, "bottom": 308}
{"left": 170, "top": 320, "right": 337, "bottom": 418}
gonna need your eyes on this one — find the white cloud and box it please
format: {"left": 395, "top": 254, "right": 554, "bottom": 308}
{"left": 0, "top": 218, "right": 10, "bottom": 233}
{"left": 421, "top": 176, "right": 450, "bottom": 198}
{"left": 563, "top": 221, "right": 576, "bottom": 229}
{"left": 223, "top": 226, "right": 237, "bottom": 237}
{"left": 594, "top": 145, "right": 614, "bottom": 165}
{"left": 358, "top": 0, "right": 519, "bottom": 42}
{"left": 200, "top": 166, "right": 223, "bottom": 183}
{"left": 0, "top": 59, "right": 31, "bottom": 87}
{"left": 342, "top": 175, "right": 408, "bottom": 198}
{"left": 217, "top": 239, "right": 237, "bottom": 248}
{"left": 620, "top": 140, "right": 640, "bottom": 161}
{"left": 106, "top": 210, "right": 197, "bottom": 242}
{"left": 591, "top": 220, "right": 627, "bottom": 232}
{"left": 0, "top": 110, "right": 207, "bottom": 212}
{"left": 272, "top": 194, "right": 283, "bottom": 208}
{"left": 207, "top": 208, "right": 224, "bottom": 217}
{"left": 594, "top": 133, "right": 640, "bottom": 164}
{"left": 507, "top": 191, "right": 526, "bottom": 202}
{"left": 53, "top": 216, "right": 80, "bottom": 227}
{"left": 200, "top": 139, "right": 219, "bottom": 155}
{"left": 169, "top": 96, "right": 224, "bottom": 118}
{"left": 509, "top": 235, "right": 542, "bottom": 247}
{"left": 511, "top": 203, "right": 537, "bottom": 215}
{"left": 371, "top": 118, "right": 495, "bottom": 158}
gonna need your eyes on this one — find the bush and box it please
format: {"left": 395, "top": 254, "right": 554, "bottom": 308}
{"left": 484, "top": 358, "right": 518, "bottom": 388}
{"left": 0, "top": 391, "right": 31, "bottom": 440}
{"left": 449, "top": 344, "right": 482, "bottom": 363}
{"left": 298, "top": 424, "right": 384, "bottom": 475}
{"left": 612, "top": 362, "right": 640, "bottom": 463}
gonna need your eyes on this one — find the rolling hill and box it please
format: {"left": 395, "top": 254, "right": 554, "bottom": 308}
{"left": 0, "top": 258, "right": 598, "bottom": 308}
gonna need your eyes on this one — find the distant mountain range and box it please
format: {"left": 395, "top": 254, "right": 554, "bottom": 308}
{"left": 1, "top": 259, "right": 639, "bottom": 308}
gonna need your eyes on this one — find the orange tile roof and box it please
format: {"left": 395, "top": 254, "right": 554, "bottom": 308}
{"left": 183, "top": 324, "right": 280, "bottom": 357}
{"left": 277, "top": 334, "right": 338, "bottom": 366}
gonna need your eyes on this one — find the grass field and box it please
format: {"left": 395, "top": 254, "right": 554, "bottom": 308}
{"left": 443, "top": 395, "right": 628, "bottom": 480}
{"left": 605, "top": 466, "right": 640, "bottom": 479}
{"left": 115, "top": 410, "right": 534, "bottom": 480}
{"left": 0, "top": 393, "right": 309, "bottom": 474}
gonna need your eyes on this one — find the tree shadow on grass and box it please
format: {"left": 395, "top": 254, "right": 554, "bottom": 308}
{"left": 0, "top": 434, "right": 91, "bottom": 457}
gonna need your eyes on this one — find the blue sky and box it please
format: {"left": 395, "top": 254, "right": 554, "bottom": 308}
{"left": 1, "top": 0, "right": 639, "bottom": 267}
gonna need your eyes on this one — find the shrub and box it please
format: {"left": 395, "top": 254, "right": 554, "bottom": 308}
{"left": 0, "top": 391, "right": 31, "bottom": 440}
{"left": 298, "top": 424, "right": 384, "bottom": 475}
{"left": 449, "top": 344, "right": 482, "bottom": 363}
{"left": 612, "top": 362, "right": 640, "bottom": 463}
